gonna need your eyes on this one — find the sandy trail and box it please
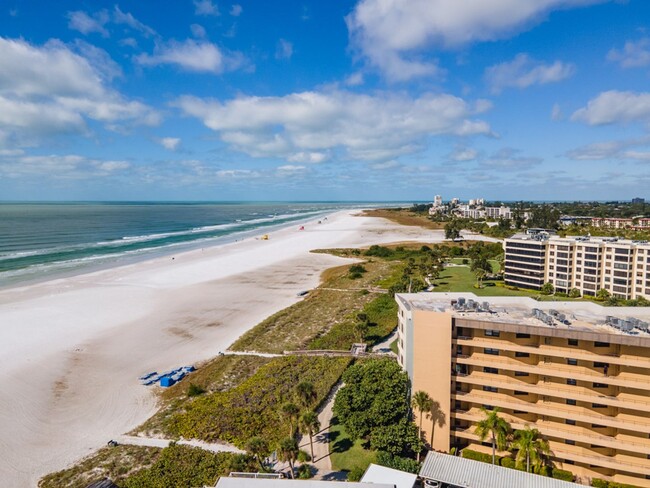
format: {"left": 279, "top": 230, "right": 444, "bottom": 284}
{"left": 0, "top": 211, "right": 493, "bottom": 486}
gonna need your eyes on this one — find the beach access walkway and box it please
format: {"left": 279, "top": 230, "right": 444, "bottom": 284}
{"left": 116, "top": 435, "right": 244, "bottom": 454}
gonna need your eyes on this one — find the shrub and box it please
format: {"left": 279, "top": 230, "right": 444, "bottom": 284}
{"left": 187, "top": 383, "right": 206, "bottom": 397}
{"left": 591, "top": 479, "right": 609, "bottom": 488}
{"left": 499, "top": 457, "right": 516, "bottom": 469}
{"left": 347, "top": 466, "right": 365, "bottom": 482}
{"left": 461, "top": 449, "right": 493, "bottom": 464}
{"left": 462, "top": 258, "right": 469, "bottom": 265}
{"left": 297, "top": 464, "right": 313, "bottom": 479}
{"left": 349, "top": 264, "right": 367, "bottom": 274}
{"left": 375, "top": 451, "right": 420, "bottom": 474}
{"left": 365, "top": 245, "right": 393, "bottom": 258}
{"left": 569, "top": 288, "right": 581, "bottom": 298}
{"left": 297, "top": 450, "right": 311, "bottom": 463}
{"left": 551, "top": 468, "right": 575, "bottom": 482}
{"left": 349, "top": 272, "right": 363, "bottom": 279}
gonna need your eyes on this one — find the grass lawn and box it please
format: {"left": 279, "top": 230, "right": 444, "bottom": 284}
{"left": 390, "top": 338, "right": 398, "bottom": 355}
{"left": 329, "top": 417, "right": 377, "bottom": 473}
{"left": 432, "top": 266, "right": 541, "bottom": 298}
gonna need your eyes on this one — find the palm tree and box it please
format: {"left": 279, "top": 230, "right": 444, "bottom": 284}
{"left": 246, "top": 436, "right": 269, "bottom": 471}
{"left": 281, "top": 402, "right": 300, "bottom": 436}
{"left": 427, "top": 399, "right": 446, "bottom": 447}
{"left": 279, "top": 437, "right": 299, "bottom": 479}
{"left": 296, "top": 381, "right": 316, "bottom": 408}
{"left": 411, "top": 390, "right": 432, "bottom": 461}
{"left": 474, "top": 407, "right": 511, "bottom": 465}
{"left": 511, "top": 426, "right": 551, "bottom": 473}
{"left": 299, "top": 410, "right": 321, "bottom": 461}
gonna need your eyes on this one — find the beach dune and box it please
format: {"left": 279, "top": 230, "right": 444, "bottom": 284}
{"left": 0, "top": 210, "right": 469, "bottom": 486}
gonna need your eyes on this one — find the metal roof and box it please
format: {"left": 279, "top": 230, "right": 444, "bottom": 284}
{"left": 419, "top": 452, "right": 581, "bottom": 488}
{"left": 215, "top": 478, "right": 395, "bottom": 488}
{"left": 361, "top": 464, "right": 417, "bottom": 488}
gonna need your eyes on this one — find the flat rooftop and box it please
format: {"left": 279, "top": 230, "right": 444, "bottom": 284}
{"left": 395, "top": 292, "right": 650, "bottom": 338}
{"left": 508, "top": 233, "right": 650, "bottom": 246}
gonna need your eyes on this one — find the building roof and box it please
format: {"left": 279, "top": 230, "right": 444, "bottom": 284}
{"left": 419, "top": 452, "right": 581, "bottom": 488}
{"left": 395, "top": 292, "right": 650, "bottom": 341}
{"left": 215, "top": 478, "right": 395, "bottom": 488}
{"left": 85, "top": 479, "right": 119, "bottom": 488}
{"left": 361, "top": 464, "right": 416, "bottom": 488}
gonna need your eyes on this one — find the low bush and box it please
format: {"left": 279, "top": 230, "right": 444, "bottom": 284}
{"left": 187, "top": 383, "right": 206, "bottom": 397}
{"left": 347, "top": 466, "right": 365, "bottom": 482}
{"left": 591, "top": 480, "right": 609, "bottom": 488}
{"left": 551, "top": 468, "right": 575, "bottom": 482}
{"left": 297, "top": 464, "right": 314, "bottom": 479}
{"left": 376, "top": 451, "right": 420, "bottom": 474}
{"left": 461, "top": 449, "right": 493, "bottom": 464}
{"left": 349, "top": 264, "right": 367, "bottom": 274}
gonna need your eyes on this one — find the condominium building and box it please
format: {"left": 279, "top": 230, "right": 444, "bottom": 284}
{"left": 485, "top": 205, "right": 512, "bottom": 220}
{"left": 395, "top": 292, "right": 650, "bottom": 487}
{"left": 504, "top": 233, "right": 650, "bottom": 300}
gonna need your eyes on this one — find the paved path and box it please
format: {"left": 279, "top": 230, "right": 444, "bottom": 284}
{"left": 116, "top": 435, "right": 244, "bottom": 454}
{"left": 298, "top": 382, "right": 342, "bottom": 476}
{"left": 372, "top": 329, "right": 397, "bottom": 353}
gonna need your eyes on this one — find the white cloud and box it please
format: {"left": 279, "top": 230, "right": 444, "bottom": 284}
{"left": 158, "top": 137, "right": 181, "bottom": 151}
{"left": 346, "top": 0, "right": 601, "bottom": 81}
{"left": 607, "top": 38, "right": 650, "bottom": 68}
{"left": 345, "top": 72, "right": 364, "bottom": 86}
{"left": 230, "top": 4, "right": 243, "bottom": 16}
{"left": 119, "top": 37, "right": 138, "bottom": 48}
{"left": 137, "top": 39, "right": 246, "bottom": 74}
{"left": 487, "top": 147, "right": 542, "bottom": 168}
{"left": 566, "top": 136, "right": 650, "bottom": 161}
{"left": 485, "top": 53, "right": 575, "bottom": 93}
{"left": 113, "top": 6, "right": 156, "bottom": 37}
{"left": 277, "top": 164, "right": 306, "bottom": 173}
{"left": 0, "top": 153, "right": 130, "bottom": 179}
{"left": 194, "top": 0, "right": 220, "bottom": 16}
{"left": 551, "top": 103, "right": 563, "bottom": 121}
{"left": 287, "top": 151, "right": 329, "bottom": 164}
{"left": 67, "top": 10, "right": 110, "bottom": 37}
{"left": 173, "top": 90, "right": 492, "bottom": 162}
{"left": 190, "top": 23, "right": 207, "bottom": 39}
{"left": 449, "top": 147, "right": 478, "bottom": 161}
{"left": 571, "top": 90, "right": 650, "bottom": 125}
{"left": 0, "top": 37, "right": 159, "bottom": 145}
{"left": 275, "top": 39, "right": 293, "bottom": 60}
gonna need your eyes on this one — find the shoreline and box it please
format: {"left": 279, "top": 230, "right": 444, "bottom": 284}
{"left": 0, "top": 210, "right": 489, "bottom": 487}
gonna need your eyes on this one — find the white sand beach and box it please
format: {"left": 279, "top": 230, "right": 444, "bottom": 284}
{"left": 0, "top": 211, "right": 493, "bottom": 486}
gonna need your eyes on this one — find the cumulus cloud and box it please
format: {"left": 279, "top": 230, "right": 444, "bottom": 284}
{"left": 571, "top": 90, "right": 650, "bottom": 125}
{"left": 345, "top": 72, "right": 364, "bottom": 86}
{"left": 136, "top": 39, "right": 246, "bottom": 73}
{"left": 67, "top": 10, "right": 110, "bottom": 37}
{"left": 275, "top": 39, "right": 293, "bottom": 60}
{"left": 113, "top": 6, "right": 156, "bottom": 37}
{"left": 0, "top": 37, "right": 159, "bottom": 145}
{"left": 158, "top": 137, "right": 181, "bottom": 150}
{"left": 230, "top": 4, "right": 243, "bottom": 16}
{"left": 0, "top": 153, "right": 130, "bottom": 179}
{"left": 607, "top": 38, "right": 650, "bottom": 68}
{"left": 566, "top": 136, "right": 650, "bottom": 162}
{"left": 190, "top": 23, "right": 207, "bottom": 39}
{"left": 449, "top": 147, "right": 478, "bottom": 161}
{"left": 173, "top": 90, "right": 492, "bottom": 162}
{"left": 485, "top": 53, "right": 575, "bottom": 93}
{"left": 287, "top": 151, "right": 329, "bottom": 164}
{"left": 194, "top": 0, "right": 219, "bottom": 16}
{"left": 346, "top": 0, "right": 601, "bottom": 81}
{"left": 486, "top": 147, "right": 542, "bottom": 168}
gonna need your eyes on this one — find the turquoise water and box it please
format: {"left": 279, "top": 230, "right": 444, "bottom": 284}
{"left": 0, "top": 202, "right": 386, "bottom": 287}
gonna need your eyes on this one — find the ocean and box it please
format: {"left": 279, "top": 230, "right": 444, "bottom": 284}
{"left": 0, "top": 201, "right": 389, "bottom": 288}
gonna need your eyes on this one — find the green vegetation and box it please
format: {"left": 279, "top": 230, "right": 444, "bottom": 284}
{"left": 165, "top": 356, "right": 350, "bottom": 448}
{"left": 329, "top": 418, "right": 377, "bottom": 473}
{"left": 362, "top": 208, "right": 445, "bottom": 230}
{"left": 123, "top": 444, "right": 257, "bottom": 488}
{"left": 39, "top": 444, "right": 256, "bottom": 488}
{"left": 475, "top": 407, "right": 511, "bottom": 465}
{"left": 592, "top": 479, "right": 642, "bottom": 488}
{"left": 39, "top": 445, "right": 161, "bottom": 488}
{"left": 462, "top": 449, "right": 576, "bottom": 482}
{"left": 375, "top": 451, "right": 420, "bottom": 474}
{"left": 511, "top": 426, "right": 551, "bottom": 473}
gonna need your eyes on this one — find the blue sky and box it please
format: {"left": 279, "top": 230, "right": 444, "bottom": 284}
{"left": 1, "top": 0, "right": 650, "bottom": 201}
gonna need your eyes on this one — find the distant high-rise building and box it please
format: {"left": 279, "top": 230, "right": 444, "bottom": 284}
{"left": 433, "top": 195, "right": 443, "bottom": 207}
{"left": 632, "top": 197, "right": 645, "bottom": 204}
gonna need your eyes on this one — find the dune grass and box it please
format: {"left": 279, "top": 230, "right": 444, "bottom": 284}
{"left": 362, "top": 208, "right": 445, "bottom": 230}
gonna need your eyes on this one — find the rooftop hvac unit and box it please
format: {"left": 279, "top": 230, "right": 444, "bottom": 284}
{"left": 458, "top": 297, "right": 466, "bottom": 306}
{"left": 482, "top": 302, "right": 490, "bottom": 311}
{"left": 636, "top": 321, "right": 649, "bottom": 332}
{"left": 621, "top": 322, "right": 634, "bottom": 332}
{"left": 605, "top": 316, "right": 616, "bottom": 325}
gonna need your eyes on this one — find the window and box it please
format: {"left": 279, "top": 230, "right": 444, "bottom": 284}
{"left": 591, "top": 424, "right": 606, "bottom": 429}
{"left": 515, "top": 352, "right": 530, "bottom": 358}
{"left": 513, "top": 410, "right": 527, "bottom": 414}
{"left": 485, "top": 330, "right": 500, "bottom": 337}
{"left": 516, "top": 333, "right": 531, "bottom": 339}
{"left": 567, "top": 379, "right": 577, "bottom": 386}
{"left": 593, "top": 383, "right": 608, "bottom": 388}
{"left": 592, "top": 403, "right": 607, "bottom": 408}
{"left": 514, "top": 371, "right": 529, "bottom": 377}
{"left": 514, "top": 390, "right": 528, "bottom": 396}
{"left": 565, "top": 439, "right": 576, "bottom": 445}
{"left": 483, "top": 386, "right": 498, "bottom": 393}
{"left": 594, "top": 362, "right": 608, "bottom": 368}
{"left": 594, "top": 341, "right": 610, "bottom": 348}
{"left": 566, "top": 419, "right": 576, "bottom": 425}
{"left": 568, "top": 339, "right": 578, "bottom": 346}
{"left": 567, "top": 358, "right": 578, "bottom": 366}
{"left": 484, "top": 348, "right": 500, "bottom": 355}
{"left": 484, "top": 367, "right": 498, "bottom": 374}
{"left": 566, "top": 399, "right": 577, "bottom": 405}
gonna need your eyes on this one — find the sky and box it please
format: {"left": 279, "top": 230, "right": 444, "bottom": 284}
{"left": 1, "top": 0, "right": 650, "bottom": 202}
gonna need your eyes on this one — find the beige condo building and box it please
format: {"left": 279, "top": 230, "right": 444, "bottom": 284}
{"left": 504, "top": 234, "right": 650, "bottom": 300}
{"left": 396, "top": 292, "right": 650, "bottom": 487}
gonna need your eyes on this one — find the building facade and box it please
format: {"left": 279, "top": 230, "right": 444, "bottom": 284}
{"left": 396, "top": 293, "right": 650, "bottom": 487}
{"left": 504, "top": 234, "right": 650, "bottom": 300}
